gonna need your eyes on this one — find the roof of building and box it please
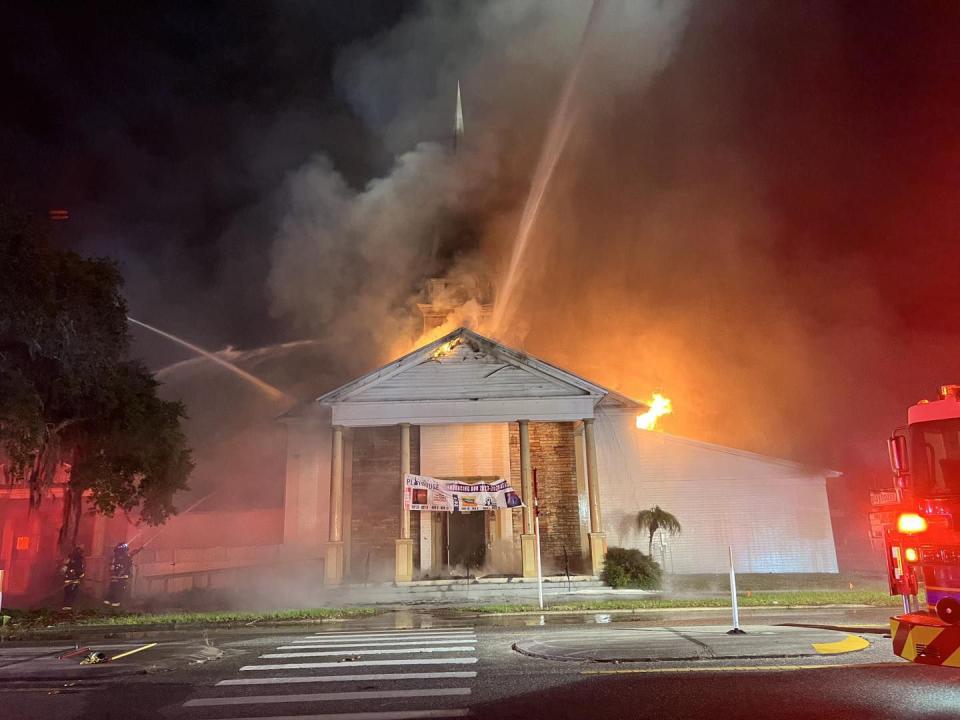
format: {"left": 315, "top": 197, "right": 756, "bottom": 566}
{"left": 276, "top": 327, "right": 644, "bottom": 426}
{"left": 282, "top": 328, "right": 840, "bottom": 476}
{"left": 598, "top": 418, "right": 844, "bottom": 478}
{"left": 316, "top": 327, "right": 647, "bottom": 404}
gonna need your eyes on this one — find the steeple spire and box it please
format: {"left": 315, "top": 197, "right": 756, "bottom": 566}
{"left": 453, "top": 80, "right": 464, "bottom": 150}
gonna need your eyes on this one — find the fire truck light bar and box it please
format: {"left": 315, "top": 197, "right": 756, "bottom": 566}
{"left": 897, "top": 512, "right": 928, "bottom": 535}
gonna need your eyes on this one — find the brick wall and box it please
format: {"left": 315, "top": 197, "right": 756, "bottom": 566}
{"left": 349, "top": 425, "right": 420, "bottom": 581}
{"left": 509, "top": 421, "right": 585, "bottom": 573}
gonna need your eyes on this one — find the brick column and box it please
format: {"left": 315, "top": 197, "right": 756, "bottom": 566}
{"left": 583, "top": 417, "right": 607, "bottom": 576}
{"left": 324, "top": 425, "right": 345, "bottom": 584}
{"left": 519, "top": 419, "right": 537, "bottom": 578}
{"left": 395, "top": 422, "right": 414, "bottom": 583}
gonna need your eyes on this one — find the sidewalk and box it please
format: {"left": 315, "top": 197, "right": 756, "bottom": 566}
{"left": 513, "top": 625, "right": 872, "bottom": 662}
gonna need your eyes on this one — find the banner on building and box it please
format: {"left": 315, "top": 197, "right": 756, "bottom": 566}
{"left": 403, "top": 473, "right": 524, "bottom": 512}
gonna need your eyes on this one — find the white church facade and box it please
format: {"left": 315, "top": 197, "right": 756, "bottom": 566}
{"left": 280, "top": 327, "right": 839, "bottom": 584}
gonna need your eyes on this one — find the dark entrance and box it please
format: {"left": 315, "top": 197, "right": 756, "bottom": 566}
{"left": 447, "top": 511, "right": 486, "bottom": 571}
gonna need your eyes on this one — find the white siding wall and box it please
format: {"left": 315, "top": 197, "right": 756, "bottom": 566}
{"left": 282, "top": 417, "right": 331, "bottom": 547}
{"left": 595, "top": 410, "right": 838, "bottom": 574}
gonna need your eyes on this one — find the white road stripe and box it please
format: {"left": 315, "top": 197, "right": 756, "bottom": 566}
{"left": 185, "top": 687, "right": 470, "bottom": 708}
{"left": 218, "top": 671, "right": 477, "bottom": 686}
{"left": 293, "top": 633, "right": 475, "bottom": 643}
{"left": 215, "top": 711, "right": 469, "bottom": 720}
{"left": 261, "top": 646, "right": 475, "bottom": 659}
{"left": 309, "top": 627, "right": 473, "bottom": 635}
{"left": 277, "top": 639, "right": 474, "bottom": 650}
{"left": 241, "top": 658, "right": 478, "bottom": 671}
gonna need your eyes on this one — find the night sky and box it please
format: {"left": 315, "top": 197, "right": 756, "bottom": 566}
{"left": 4, "top": 1, "right": 960, "bottom": 475}
{"left": 3, "top": 2, "right": 412, "bottom": 355}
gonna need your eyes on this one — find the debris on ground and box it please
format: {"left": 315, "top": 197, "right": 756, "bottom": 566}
{"left": 79, "top": 651, "right": 108, "bottom": 665}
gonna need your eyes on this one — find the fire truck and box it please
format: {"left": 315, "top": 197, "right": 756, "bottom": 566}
{"left": 878, "top": 384, "right": 960, "bottom": 667}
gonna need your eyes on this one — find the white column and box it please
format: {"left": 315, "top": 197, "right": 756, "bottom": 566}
{"left": 324, "top": 425, "right": 344, "bottom": 584}
{"left": 583, "top": 417, "right": 607, "bottom": 576}
{"left": 395, "top": 423, "right": 414, "bottom": 582}
{"left": 519, "top": 419, "right": 537, "bottom": 578}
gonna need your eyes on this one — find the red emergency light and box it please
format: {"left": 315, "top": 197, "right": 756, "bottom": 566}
{"left": 49, "top": 209, "right": 70, "bottom": 221}
{"left": 897, "top": 512, "right": 928, "bottom": 535}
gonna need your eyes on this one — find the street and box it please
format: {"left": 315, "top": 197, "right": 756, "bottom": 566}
{"left": 1, "top": 608, "right": 957, "bottom": 720}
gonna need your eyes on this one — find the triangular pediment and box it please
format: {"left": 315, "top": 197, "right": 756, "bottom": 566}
{"left": 318, "top": 328, "right": 631, "bottom": 406}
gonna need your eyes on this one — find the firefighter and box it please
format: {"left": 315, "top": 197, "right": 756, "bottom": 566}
{"left": 62, "top": 545, "right": 85, "bottom": 610}
{"left": 104, "top": 542, "right": 133, "bottom": 608}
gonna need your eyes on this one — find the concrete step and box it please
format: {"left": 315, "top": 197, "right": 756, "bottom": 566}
{"left": 327, "top": 578, "right": 615, "bottom": 605}
{"left": 368, "top": 578, "right": 606, "bottom": 595}
{"left": 356, "top": 585, "right": 605, "bottom": 598}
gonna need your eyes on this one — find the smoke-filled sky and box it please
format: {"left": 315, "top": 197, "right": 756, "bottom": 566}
{"left": 5, "top": 0, "right": 960, "bottom": 476}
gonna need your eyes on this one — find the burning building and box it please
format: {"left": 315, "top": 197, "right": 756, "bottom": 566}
{"left": 279, "top": 296, "right": 839, "bottom": 584}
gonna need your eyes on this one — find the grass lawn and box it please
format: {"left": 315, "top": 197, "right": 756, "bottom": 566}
{"left": 663, "top": 572, "right": 888, "bottom": 593}
{"left": 1, "top": 606, "right": 380, "bottom": 630}
{"left": 463, "top": 590, "right": 902, "bottom": 614}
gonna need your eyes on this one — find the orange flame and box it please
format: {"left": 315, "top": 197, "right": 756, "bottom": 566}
{"left": 636, "top": 393, "right": 672, "bottom": 431}
{"left": 431, "top": 338, "right": 462, "bottom": 359}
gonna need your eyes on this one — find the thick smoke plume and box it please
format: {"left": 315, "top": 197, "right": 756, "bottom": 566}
{"left": 270, "top": 0, "right": 861, "bottom": 465}
{"left": 112, "top": 0, "right": 960, "bottom": 502}
{"left": 264, "top": 0, "right": 960, "bottom": 473}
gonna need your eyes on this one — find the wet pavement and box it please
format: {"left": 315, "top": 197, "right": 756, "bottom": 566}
{"left": 0, "top": 607, "right": 941, "bottom": 720}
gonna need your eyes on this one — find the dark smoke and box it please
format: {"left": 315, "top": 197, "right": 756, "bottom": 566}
{"left": 11, "top": 0, "right": 960, "bottom": 493}
{"left": 287, "top": 0, "right": 960, "bottom": 472}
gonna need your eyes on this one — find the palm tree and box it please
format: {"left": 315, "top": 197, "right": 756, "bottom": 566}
{"left": 636, "top": 506, "right": 682, "bottom": 556}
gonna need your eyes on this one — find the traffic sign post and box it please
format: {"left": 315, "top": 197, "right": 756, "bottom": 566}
{"left": 727, "top": 545, "right": 745, "bottom": 635}
{"left": 533, "top": 469, "right": 544, "bottom": 610}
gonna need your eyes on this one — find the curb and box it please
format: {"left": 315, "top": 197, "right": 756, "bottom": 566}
{"left": 456, "top": 603, "right": 890, "bottom": 618}
{"left": 0, "top": 617, "right": 375, "bottom": 642}
{"left": 778, "top": 622, "right": 890, "bottom": 636}
{"left": 511, "top": 642, "right": 831, "bottom": 664}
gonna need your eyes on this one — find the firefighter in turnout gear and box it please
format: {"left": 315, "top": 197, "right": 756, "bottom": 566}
{"left": 61, "top": 546, "right": 85, "bottom": 610}
{"left": 104, "top": 542, "right": 133, "bottom": 608}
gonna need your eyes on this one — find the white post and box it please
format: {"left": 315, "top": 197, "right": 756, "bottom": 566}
{"left": 727, "top": 545, "right": 745, "bottom": 635}
{"left": 533, "top": 469, "right": 544, "bottom": 610}
{"left": 533, "top": 512, "right": 543, "bottom": 610}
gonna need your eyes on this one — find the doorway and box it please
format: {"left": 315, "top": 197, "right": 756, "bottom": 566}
{"left": 446, "top": 511, "right": 486, "bottom": 573}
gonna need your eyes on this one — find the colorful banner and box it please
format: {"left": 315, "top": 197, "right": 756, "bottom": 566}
{"left": 403, "top": 473, "right": 524, "bottom": 512}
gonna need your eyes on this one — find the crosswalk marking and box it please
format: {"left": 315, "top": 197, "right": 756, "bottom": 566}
{"left": 261, "top": 646, "right": 474, "bottom": 659}
{"left": 308, "top": 627, "right": 473, "bottom": 636}
{"left": 185, "top": 687, "right": 471, "bottom": 707}
{"left": 311, "top": 628, "right": 474, "bottom": 638}
{"left": 215, "top": 711, "right": 470, "bottom": 720}
{"left": 241, "top": 657, "right": 478, "bottom": 671}
{"left": 291, "top": 633, "right": 475, "bottom": 643}
{"left": 217, "top": 671, "right": 477, "bottom": 686}
{"left": 277, "top": 639, "right": 474, "bottom": 650}
{"left": 187, "top": 624, "right": 480, "bottom": 720}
